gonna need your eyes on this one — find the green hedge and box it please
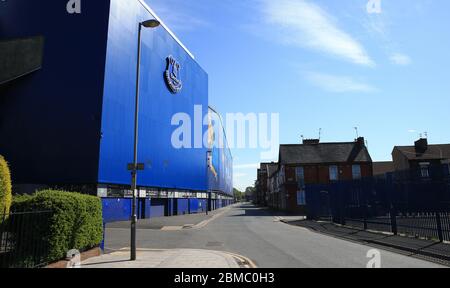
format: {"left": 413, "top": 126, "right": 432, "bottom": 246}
{"left": 10, "top": 190, "right": 103, "bottom": 264}
{"left": 0, "top": 155, "right": 12, "bottom": 215}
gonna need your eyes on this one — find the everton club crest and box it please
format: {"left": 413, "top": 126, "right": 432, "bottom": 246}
{"left": 165, "top": 56, "right": 183, "bottom": 94}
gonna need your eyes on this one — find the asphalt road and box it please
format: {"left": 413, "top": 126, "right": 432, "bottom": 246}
{"left": 105, "top": 203, "right": 444, "bottom": 268}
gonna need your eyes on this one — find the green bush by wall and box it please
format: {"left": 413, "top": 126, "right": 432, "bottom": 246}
{"left": 10, "top": 190, "right": 103, "bottom": 264}
{"left": 0, "top": 155, "right": 12, "bottom": 215}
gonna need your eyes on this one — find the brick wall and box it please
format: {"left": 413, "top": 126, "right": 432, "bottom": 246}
{"left": 283, "top": 163, "right": 373, "bottom": 214}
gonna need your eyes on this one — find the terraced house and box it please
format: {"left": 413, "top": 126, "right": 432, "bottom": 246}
{"left": 265, "top": 138, "right": 373, "bottom": 214}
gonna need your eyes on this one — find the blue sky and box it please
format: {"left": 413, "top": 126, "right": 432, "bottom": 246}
{"left": 147, "top": 0, "right": 450, "bottom": 191}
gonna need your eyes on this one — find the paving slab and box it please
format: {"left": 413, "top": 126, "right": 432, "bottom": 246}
{"left": 81, "top": 249, "right": 242, "bottom": 268}
{"left": 106, "top": 206, "right": 233, "bottom": 230}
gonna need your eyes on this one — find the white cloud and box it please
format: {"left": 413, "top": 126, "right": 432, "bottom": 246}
{"left": 262, "top": 0, "right": 375, "bottom": 67}
{"left": 234, "top": 163, "right": 259, "bottom": 169}
{"left": 151, "top": 2, "right": 210, "bottom": 32}
{"left": 305, "top": 72, "right": 377, "bottom": 93}
{"left": 390, "top": 53, "right": 412, "bottom": 66}
{"left": 408, "top": 129, "right": 417, "bottom": 133}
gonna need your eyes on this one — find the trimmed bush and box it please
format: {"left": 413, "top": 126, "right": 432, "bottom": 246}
{"left": 10, "top": 194, "right": 33, "bottom": 211}
{"left": 10, "top": 190, "right": 103, "bottom": 264}
{"left": 0, "top": 155, "right": 12, "bottom": 215}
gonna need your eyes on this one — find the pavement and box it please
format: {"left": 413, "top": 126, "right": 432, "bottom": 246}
{"left": 81, "top": 248, "right": 245, "bottom": 268}
{"left": 283, "top": 219, "right": 450, "bottom": 266}
{"left": 106, "top": 208, "right": 225, "bottom": 231}
{"left": 103, "top": 203, "right": 444, "bottom": 268}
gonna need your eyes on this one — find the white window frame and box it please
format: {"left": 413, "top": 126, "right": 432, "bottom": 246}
{"left": 296, "top": 166, "right": 305, "bottom": 190}
{"left": 329, "top": 165, "right": 338, "bottom": 181}
{"left": 352, "top": 165, "right": 362, "bottom": 180}
{"left": 419, "top": 162, "right": 430, "bottom": 178}
{"left": 297, "top": 190, "right": 306, "bottom": 206}
{"left": 295, "top": 166, "right": 305, "bottom": 181}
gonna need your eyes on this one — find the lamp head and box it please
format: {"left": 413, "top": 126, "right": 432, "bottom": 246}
{"left": 141, "top": 19, "right": 161, "bottom": 28}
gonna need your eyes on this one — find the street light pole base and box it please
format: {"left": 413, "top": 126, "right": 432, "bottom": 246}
{"left": 131, "top": 214, "right": 137, "bottom": 261}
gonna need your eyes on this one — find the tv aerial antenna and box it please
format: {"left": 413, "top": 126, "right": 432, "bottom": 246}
{"left": 354, "top": 127, "right": 359, "bottom": 139}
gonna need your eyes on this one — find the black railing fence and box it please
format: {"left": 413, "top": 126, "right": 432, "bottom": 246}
{"left": 306, "top": 167, "right": 450, "bottom": 242}
{"left": 0, "top": 210, "right": 52, "bottom": 268}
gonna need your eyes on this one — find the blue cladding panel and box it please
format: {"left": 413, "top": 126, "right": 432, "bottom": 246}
{"left": 102, "top": 198, "right": 132, "bottom": 223}
{"left": 208, "top": 109, "right": 233, "bottom": 196}
{"left": 98, "top": 0, "right": 208, "bottom": 191}
{"left": 167, "top": 199, "right": 174, "bottom": 216}
{"left": 0, "top": 0, "right": 111, "bottom": 185}
{"left": 177, "top": 199, "right": 189, "bottom": 215}
{"left": 199, "top": 199, "right": 206, "bottom": 213}
{"left": 189, "top": 198, "right": 199, "bottom": 214}
{"left": 137, "top": 198, "right": 151, "bottom": 219}
{"left": 150, "top": 199, "right": 165, "bottom": 218}
{"left": 145, "top": 199, "right": 151, "bottom": 219}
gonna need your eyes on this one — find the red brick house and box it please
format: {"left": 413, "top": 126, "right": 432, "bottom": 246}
{"left": 273, "top": 138, "right": 373, "bottom": 214}
{"left": 392, "top": 138, "right": 450, "bottom": 181}
{"left": 255, "top": 163, "right": 279, "bottom": 206}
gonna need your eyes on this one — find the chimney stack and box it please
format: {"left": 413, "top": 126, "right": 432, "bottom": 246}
{"left": 356, "top": 137, "right": 365, "bottom": 146}
{"left": 415, "top": 138, "right": 428, "bottom": 153}
{"left": 303, "top": 139, "right": 320, "bottom": 145}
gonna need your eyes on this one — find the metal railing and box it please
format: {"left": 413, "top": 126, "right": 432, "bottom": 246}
{"left": 0, "top": 210, "right": 52, "bottom": 268}
{"left": 339, "top": 209, "right": 450, "bottom": 242}
{"left": 305, "top": 171, "right": 450, "bottom": 242}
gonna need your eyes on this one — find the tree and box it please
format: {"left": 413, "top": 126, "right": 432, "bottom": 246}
{"left": 0, "top": 155, "right": 12, "bottom": 215}
{"left": 233, "top": 188, "right": 244, "bottom": 202}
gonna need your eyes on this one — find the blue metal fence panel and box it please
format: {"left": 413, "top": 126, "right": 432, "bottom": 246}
{"left": 189, "top": 198, "right": 200, "bottom": 214}
{"left": 98, "top": 0, "right": 209, "bottom": 191}
{"left": 144, "top": 198, "right": 151, "bottom": 219}
{"left": 199, "top": 199, "right": 207, "bottom": 213}
{"left": 177, "top": 199, "right": 189, "bottom": 215}
{"left": 102, "top": 198, "right": 132, "bottom": 223}
{"left": 167, "top": 199, "right": 174, "bottom": 216}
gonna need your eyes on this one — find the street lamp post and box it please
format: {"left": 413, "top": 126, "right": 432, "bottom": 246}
{"left": 130, "top": 19, "right": 160, "bottom": 261}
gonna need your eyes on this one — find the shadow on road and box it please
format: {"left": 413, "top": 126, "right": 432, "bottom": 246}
{"left": 230, "top": 204, "right": 293, "bottom": 217}
{"left": 287, "top": 219, "right": 450, "bottom": 266}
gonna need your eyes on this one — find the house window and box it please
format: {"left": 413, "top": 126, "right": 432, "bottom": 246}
{"left": 296, "top": 167, "right": 305, "bottom": 189}
{"left": 443, "top": 163, "right": 450, "bottom": 176}
{"left": 352, "top": 165, "right": 362, "bottom": 180}
{"left": 297, "top": 190, "right": 306, "bottom": 206}
{"left": 419, "top": 163, "right": 430, "bottom": 178}
{"left": 329, "top": 165, "right": 338, "bottom": 181}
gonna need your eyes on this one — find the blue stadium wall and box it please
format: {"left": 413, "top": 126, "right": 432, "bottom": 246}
{"left": 0, "top": 0, "right": 111, "bottom": 186}
{"left": 0, "top": 0, "right": 233, "bottom": 223}
{"left": 207, "top": 108, "right": 234, "bottom": 198}
{"left": 98, "top": 0, "right": 209, "bottom": 191}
